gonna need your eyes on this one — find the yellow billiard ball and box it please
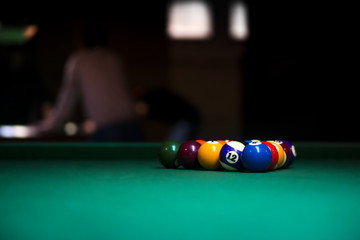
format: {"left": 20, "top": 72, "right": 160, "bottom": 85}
{"left": 198, "top": 141, "right": 223, "bottom": 170}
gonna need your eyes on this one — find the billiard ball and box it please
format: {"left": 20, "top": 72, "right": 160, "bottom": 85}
{"left": 261, "top": 141, "right": 278, "bottom": 171}
{"left": 267, "top": 140, "right": 286, "bottom": 169}
{"left": 178, "top": 140, "right": 201, "bottom": 169}
{"left": 281, "top": 140, "right": 296, "bottom": 168}
{"left": 241, "top": 141, "right": 272, "bottom": 172}
{"left": 196, "top": 140, "right": 206, "bottom": 145}
{"left": 216, "top": 140, "right": 232, "bottom": 146}
{"left": 198, "top": 141, "right": 222, "bottom": 170}
{"left": 243, "top": 139, "right": 261, "bottom": 144}
{"left": 219, "top": 141, "right": 245, "bottom": 171}
{"left": 158, "top": 140, "right": 181, "bottom": 168}
{"left": 275, "top": 140, "right": 295, "bottom": 168}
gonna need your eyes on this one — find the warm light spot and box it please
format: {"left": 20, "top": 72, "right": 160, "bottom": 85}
{"left": 24, "top": 25, "right": 38, "bottom": 41}
{"left": 167, "top": 1, "right": 213, "bottom": 39}
{"left": 13, "top": 126, "right": 34, "bottom": 138}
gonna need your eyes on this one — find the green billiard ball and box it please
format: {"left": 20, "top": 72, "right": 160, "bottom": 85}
{"left": 158, "top": 140, "right": 181, "bottom": 168}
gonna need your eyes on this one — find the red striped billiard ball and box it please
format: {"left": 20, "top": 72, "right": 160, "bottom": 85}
{"left": 267, "top": 140, "right": 287, "bottom": 169}
{"left": 261, "top": 141, "right": 278, "bottom": 171}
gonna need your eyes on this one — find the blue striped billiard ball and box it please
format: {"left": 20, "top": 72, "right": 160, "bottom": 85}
{"left": 219, "top": 141, "right": 246, "bottom": 171}
{"left": 241, "top": 140, "right": 272, "bottom": 172}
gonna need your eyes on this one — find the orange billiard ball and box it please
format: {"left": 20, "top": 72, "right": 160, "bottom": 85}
{"left": 195, "top": 140, "right": 206, "bottom": 145}
{"left": 198, "top": 141, "right": 223, "bottom": 170}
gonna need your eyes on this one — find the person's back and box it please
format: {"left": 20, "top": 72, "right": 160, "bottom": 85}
{"left": 71, "top": 47, "right": 135, "bottom": 127}
{"left": 38, "top": 23, "right": 141, "bottom": 141}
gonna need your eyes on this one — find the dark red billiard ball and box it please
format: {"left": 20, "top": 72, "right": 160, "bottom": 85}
{"left": 178, "top": 140, "right": 202, "bottom": 169}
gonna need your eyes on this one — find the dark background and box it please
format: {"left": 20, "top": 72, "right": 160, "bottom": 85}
{"left": 0, "top": 1, "right": 358, "bottom": 141}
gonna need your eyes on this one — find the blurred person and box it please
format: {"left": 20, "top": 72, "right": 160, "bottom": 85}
{"left": 38, "top": 23, "right": 141, "bottom": 141}
{"left": 134, "top": 86, "right": 199, "bottom": 142}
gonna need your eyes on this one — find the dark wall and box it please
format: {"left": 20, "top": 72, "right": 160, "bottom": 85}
{"left": 243, "top": 2, "right": 358, "bottom": 141}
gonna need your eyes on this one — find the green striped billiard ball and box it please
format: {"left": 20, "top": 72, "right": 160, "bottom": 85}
{"left": 158, "top": 140, "right": 181, "bottom": 168}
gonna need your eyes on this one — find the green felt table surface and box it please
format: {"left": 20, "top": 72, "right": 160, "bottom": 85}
{"left": 1, "top": 142, "right": 360, "bottom": 240}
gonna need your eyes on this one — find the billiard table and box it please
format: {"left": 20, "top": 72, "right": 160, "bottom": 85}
{"left": 1, "top": 142, "right": 360, "bottom": 240}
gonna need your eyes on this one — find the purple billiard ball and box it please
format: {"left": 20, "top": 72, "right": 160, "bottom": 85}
{"left": 178, "top": 140, "right": 201, "bottom": 169}
{"left": 280, "top": 140, "right": 296, "bottom": 168}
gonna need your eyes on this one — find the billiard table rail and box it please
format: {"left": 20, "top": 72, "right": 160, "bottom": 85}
{"left": 1, "top": 142, "right": 360, "bottom": 160}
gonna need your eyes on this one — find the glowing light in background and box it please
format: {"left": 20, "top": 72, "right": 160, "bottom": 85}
{"left": 0, "top": 125, "right": 36, "bottom": 138}
{"left": 229, "top": 1, "right": 249, "bottom": 40}
{"left": 0, "top": 24, "right": 39, "bottom": 45}
{"left": 0, "top": 126, "right": 13, "bottom": 138}
{"left": 167, "top": 1, "right": 213, "bottom": 40}
{"left": 24, "top": 24, "right": 38, "bottom": 41}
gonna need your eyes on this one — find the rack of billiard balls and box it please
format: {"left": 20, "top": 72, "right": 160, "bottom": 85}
{"left": 157, "top": 140, "right": 296, "bottom": 172}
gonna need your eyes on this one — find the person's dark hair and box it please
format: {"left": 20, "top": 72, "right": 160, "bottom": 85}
{"left": 81, "top": 24, "right": 108, "bottom": 48}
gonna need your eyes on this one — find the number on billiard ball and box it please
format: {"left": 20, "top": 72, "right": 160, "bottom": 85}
{"left": 219, "top": 141, "right": 245, "bottom": 171}
{"left": 226, "top": 151, "right": 239, "bottom": 163}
